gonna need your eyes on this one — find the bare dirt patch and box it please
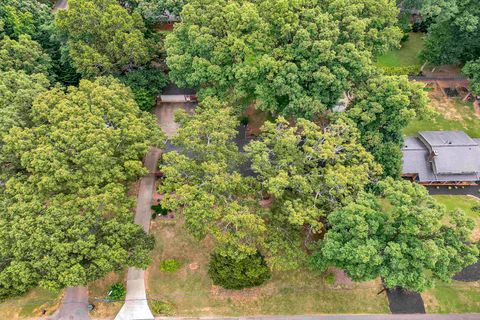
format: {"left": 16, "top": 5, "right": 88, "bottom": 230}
{"left": 331, "top": 268, "right": 355, "bottom": 287}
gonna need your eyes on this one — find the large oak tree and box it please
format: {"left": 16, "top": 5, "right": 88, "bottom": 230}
{"left": 56, "top": 0, "right": 153, "bottom": 77}
{"left": 0, "top": 77, "right": 164, "bottom": 298}
{"left": 311, "top": 178, "right": 478, "bottom": 292}
{"left": 346, "top": 75, "right": 429, "bottom": 178}
{"left": 166, "top": 0, "right": 402, "bottom": 118}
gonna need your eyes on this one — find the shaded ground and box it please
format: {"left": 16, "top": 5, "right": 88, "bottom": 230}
{"left": 387, "top": 288, "right": 426, "bottom": 314}
{"left": 162, "top": 82, "right": 196, "bottom": 95}
{"left": 428, "top": 186, "right": 480, "bottom": 198}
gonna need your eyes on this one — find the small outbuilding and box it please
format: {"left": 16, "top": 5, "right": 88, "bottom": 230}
{"left": 402, "top": 131, "right": 480, "bottom": 185}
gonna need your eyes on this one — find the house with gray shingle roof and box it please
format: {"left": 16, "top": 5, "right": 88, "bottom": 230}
{"left": 402, "top": 131, "right": 480, "bottom": 185}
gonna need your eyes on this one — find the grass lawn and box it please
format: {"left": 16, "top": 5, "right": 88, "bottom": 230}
{"left": 433, "top": 195, "right": 480, "bottom": 241}
{"left": 87, "top": 271, "right": 126, "bottom": 318}
{"left": 422, "top": 281, "right": 480, "bottom": 313}
{"left": 0, "top": 288, "right": 61, "bottom": 319}
{"left": 146, "top": 217, "right": 389, "bottom": 317}
{"left": 404, "top": 97, "right": 480, "bottom": 138}
{"left": 377, "top": 33, "right": 425, "bottom": 68}
{"left": 421, "top": 195, "right": 480, "bottom": 313}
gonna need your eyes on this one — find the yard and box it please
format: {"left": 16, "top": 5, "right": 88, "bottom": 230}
{"left": 377, "top": 32, "right": 425, "bottom": 68}
{"left": 87, "top": 271, "right": 125, "bottom": 318}
{"left": 404, "top": 93, "right": 480, "bottom": 138}
{"left": 421, "top": 195, "right": 480, "bottom": 313}
{"left": 145, "top": 217, "right": 389, "bottom": 317}
{"left": 422, "top": 281, "right": 480, "bottom": 313}
{"left": 0, "top": 288, "right": 61, "bottom": 319}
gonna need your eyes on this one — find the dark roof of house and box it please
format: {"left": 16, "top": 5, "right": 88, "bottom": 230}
{"left": 402, "top": 131, "right": 480, "bottom": 182}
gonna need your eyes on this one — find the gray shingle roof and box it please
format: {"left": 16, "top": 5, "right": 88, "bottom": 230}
{"left": 402, "top": 131, "right": 480, "bottom": 183}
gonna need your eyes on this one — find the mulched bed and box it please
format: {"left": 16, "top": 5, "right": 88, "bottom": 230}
{"left": 453, "top": 261, "right": 480, "bottom": 282}
{"left": 386, "top": 287, "right": 426, "bottom": 314}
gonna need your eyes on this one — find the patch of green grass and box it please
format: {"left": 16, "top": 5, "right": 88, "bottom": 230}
{"left": 433, "top": 195, "right": 480, "bottom": 242}
{"left": 146, "top": 218, "right": 389, "bottom": 316}
{"left": 160, "top": 259, "right": 182, "bottom": 272}
{"left": 404, "top": 99, "right": 480, "bottom": 138}
{"left": 377, "top": 33, "right": 425, "bottom": 68}
{"left": 433, "top": 195, "right": 480, "bottom": 220}
{"left": 422, "top": 281, "right": 480, "bottom": 313}
{"left": 324, "top": 272, "right": 336, "bottom": 286}
{"left": 149, "top": 300, "right": 175, "bottom": 316}
{"left": 0, "top": 287, "right": 61, "bottom": 318}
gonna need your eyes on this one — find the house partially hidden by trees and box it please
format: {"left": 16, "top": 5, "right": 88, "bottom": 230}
{"left": 402, "top": 131, "right": 480, "bottom": 185}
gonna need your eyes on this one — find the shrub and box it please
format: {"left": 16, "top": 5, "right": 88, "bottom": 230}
{"left": 208, "top": 251, "right": 271, "bottom": 290}
{"left": 472, "top": 204, "right": 480, "bottom": 213}
{"left": 149, "top": 300, "right": 175, "bottom": 315}
{"left": 324, "top": 272, "right": 336, "bottom": 285}
{"left": 239, "top": 115, "right": 249, "bottom": 126}
{"left": 151, "top": 204, "right": 168, "bottom": 216}
{"left": 380, "top": 65, "right": 421, "bottom": 76}
{"left": 159, "top": 259, "right": 182, "bottom": 272}
{"left": 107, "top": 283, "right": 126, "bottom": 301}
{"left": 118, "top": 69, "right": 168, "bottom": 111}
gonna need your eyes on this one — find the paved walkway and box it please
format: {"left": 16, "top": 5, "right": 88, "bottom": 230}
{"left": 115, "top": 146, "right": 161, "bottom": 320}
{"left": 115, "top": 100, "right": 193, "bottom": 319}
{"left": 50, "top": 287, "right": 89, "bottom": 320}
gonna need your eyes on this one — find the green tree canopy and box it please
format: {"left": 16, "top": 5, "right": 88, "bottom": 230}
{"left": 346, "top": 75, "right": 429, "bottom": 178}
{"left": 0, "top": 0, "right": 52, "bottom": 40}
{"left": 135, "top": 0, "right": 186, "bottom": 24}
{"left": 0, "top": 183, "right": 154, "bottom": 297}
{"left": 160, "top": 98, "right": 265, "bottom": 260}
{"left": 245, "top": 116, "right": 381, "bottom": 269}
{"left": 166, "top": 0, "right": 402, "bottom": 118}
{"left": 0, "top": 70, "right": 50, "bottom": 181}
{"left": 311, "top": 178, "right": 478, "bottom": 292}
{"left": 0, "top": 35, "right": 52, "bottom": 75}
{"left": 56, "top": 0, "right": 153, "bottom": 77}
{"left": 118, "top": 68, "right": 168, "bottom": 111}
{"left": 0, "top": 77, "right": 164, "bottom": 298}
{"left": 462, "top": 59, "right": 480, "bottom": 95}
{"left": 3, "top": 77, "right": 164, "bottom": 194}
{"left": 421, "top": 0, "right": 479, "bottom": 65}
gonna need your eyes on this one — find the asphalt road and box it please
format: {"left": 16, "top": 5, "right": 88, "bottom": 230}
{"left": 50, "top": 287, "right": 89, "bottom": 320}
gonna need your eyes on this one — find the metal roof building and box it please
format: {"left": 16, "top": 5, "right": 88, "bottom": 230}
{"left": 402, "top": 131, "right": 480, "bottom": 185}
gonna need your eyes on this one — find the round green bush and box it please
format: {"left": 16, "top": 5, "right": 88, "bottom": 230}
{"left": 151, "top": 204, "right": 169, "bottom": 216}
{"left": 159, "top": 259, "right": 181, "bottom": 272}
{"left": 107, "top": 283, "right": 126, "bottom": 301}
{"left": 208, "top": 251, "right": 271, "bottom": 290}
